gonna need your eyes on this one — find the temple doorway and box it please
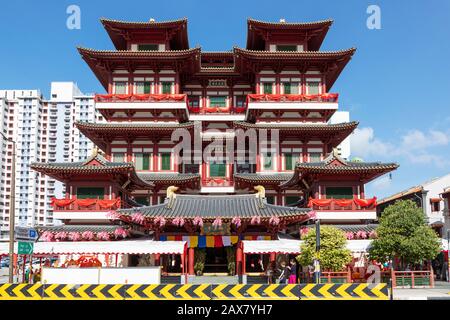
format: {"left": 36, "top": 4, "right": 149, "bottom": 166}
{"left": 204, "top": 247, "right": 228, "bottom": 274}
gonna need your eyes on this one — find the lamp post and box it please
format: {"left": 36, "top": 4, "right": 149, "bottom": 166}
{"left": 0, "top": 132, "right": 16, "bottom": 283}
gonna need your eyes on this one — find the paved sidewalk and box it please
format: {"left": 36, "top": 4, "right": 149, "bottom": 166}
{"left": 393, "top": 283, "right": 450, "bottom": 300}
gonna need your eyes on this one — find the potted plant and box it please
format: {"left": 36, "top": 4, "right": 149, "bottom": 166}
{"left": 225, "top": 247, "right": 236, "bottom": 276}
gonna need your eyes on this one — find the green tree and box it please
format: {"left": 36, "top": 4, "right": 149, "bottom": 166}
{"left": 369, "top": 200, "right": 441, "bottom": 269}
{"left": 297, "top": 226, "right": 352, "bottom": 272}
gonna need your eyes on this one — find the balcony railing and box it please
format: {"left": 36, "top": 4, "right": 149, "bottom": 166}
{"left": 188, "top": 106, "right": 247, "bottom": 115}
{"left": 95, "top": 93, "right": 187, "bottom": 104}
{"left": 247, "top": 93, "right": 339, "bottom": 103}
{"left": 50, "top": 197, "right": 121, "bottom": 211}
{"left": 307, "top": 197, "right": 377, "bottom": 211}
{"left": 202, "top": 177, "right": 234, "bottom": 187}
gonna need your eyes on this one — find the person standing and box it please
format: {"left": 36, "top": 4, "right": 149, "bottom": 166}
{"left": 278, "top": 261, "right": 290, "bottom": 284}
{"left": 288, "top": 259, "right": 297, "bottom": 284}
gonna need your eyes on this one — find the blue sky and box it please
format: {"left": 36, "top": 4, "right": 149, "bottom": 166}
{"left": 1, "top": 0, "right": 449, "bottom": 198}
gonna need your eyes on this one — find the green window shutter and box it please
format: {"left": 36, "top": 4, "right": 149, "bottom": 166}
{"left": 284, "top": 153, "right": 293, "bottom": 170}
{"left": 285, "top": 196, "right": 300, "bottom": 205}
{"left": 307, "top": 81, "right": 320, "bottom": 95}
{"left": 210, "top": 163, "right": 226, "bottom": 177}
{"left": 161, "top": 82, "right": 172, "bottom": 94}
{"left": 113, "top": 153, "right": 125, "bottom": 162}
{"left": 134, "top": 196, "right": 149, "bottom": 206}
{"left": 266, "top": 196, "right": 275, "bottom": 204}
{"left": 263, "top": 153, "right": 272, "bottom": 170}
{"left": 142, "top": 153, "right": 150, "bottom": 170}
{"left": 283, "top": 83, "right": 291, "bottom": 94}
{"left": 263, "top": 83, "right": 273, "bottom": 94}
{"left": 76, "top": 187, "right": 104, "bottom": 199}
{"left": 161, "top": 153, "right": 171, "bottom": 170}
{"left": 209, "top": 96, "right": 227, "bottom": 107}
{"left": 144, "top": 82, "right": 151, "bottom": 94}
{"left": 325, "top": 187, "right": 354, "bottom": 199}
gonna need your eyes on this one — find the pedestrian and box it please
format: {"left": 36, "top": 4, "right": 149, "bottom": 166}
{"left": 277, "top": 261, "right": 290, "bottom": 284}
{"left": 288, "top": 259, "right": 297, "bottom": 284}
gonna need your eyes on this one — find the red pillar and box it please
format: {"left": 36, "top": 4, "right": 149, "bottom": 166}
{"left": 188, "top": 247, "right": 195, "bottom": 275}
{"left": 236, "top": 243, "right": 243, "bottom": 275}
{"left": 270, "top": 253, "right": 276, "bottom": 263}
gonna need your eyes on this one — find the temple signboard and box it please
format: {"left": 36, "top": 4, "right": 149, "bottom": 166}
{"left": 201, "top": 223, "right": 231, "bottom": 235}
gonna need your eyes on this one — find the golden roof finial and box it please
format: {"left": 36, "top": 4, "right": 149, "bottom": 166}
{"left": 166, "top": 185, "right": 179, "bottom": 199}
{"left": 254, "top": 185, "right": 265, "bottom": 198}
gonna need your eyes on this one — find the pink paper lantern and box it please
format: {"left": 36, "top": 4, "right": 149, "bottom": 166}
{"left": 269, "top": 216, "right": 280, "bottom": 226}
{"left": 68, "top": 232, "right": 81, "bottom": 241}
{"left": 131, "top": 212, "right": 145, "bottom": 224}
{"left": 346, "top": 232, "right": 355, "bottom": 240}
{"left": 193, "top": 216, "right": 203, "bottom": 227}
{"left": 97, "top": 231, "right": 110, "bottom": 241}
{"left": 154, "top": 216, "right": 166, "bottom": 227}
{"left": 172, "top": 217, "right": 185, "bottom": 227}
{"left": 231, "top": 217, "right": 241, "bottom": 228}
{"left": 250, "top": 216, "right": 261, "bottom": 225}
{"left": 54, "top": 232, "right": 68, "bottom": 241}
{"left": 82, "top": 231, "right": 95, "bottom": 241}
{"left": 212, "top": 217, "right": 222, "bottom": 229}
{"left": 41, "top": 231, "right": 54, "bottom": 242}
{"left": 114, "top": 228, "right": 128, "bottom": 239}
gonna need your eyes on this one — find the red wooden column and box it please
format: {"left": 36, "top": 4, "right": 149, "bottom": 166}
{"left": 188, "top": 247, "right": 195, "bottom": 275}
{"left": 236, "top": 242, "right": 243, "bottom": 275}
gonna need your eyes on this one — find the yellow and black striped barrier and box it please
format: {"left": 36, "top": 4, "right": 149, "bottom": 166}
{"left": 210, "top": 284, "right": 299, "bottom": 300}
{"left": 0, "top": 283, "right": 389, "bottom": 300}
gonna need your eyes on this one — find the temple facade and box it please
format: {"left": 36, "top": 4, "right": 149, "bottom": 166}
{"left": 31, "top": 17, "right": 398, "bottom": 278}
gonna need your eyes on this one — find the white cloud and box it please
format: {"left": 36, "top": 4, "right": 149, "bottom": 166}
{"left": 350, "top": 127, "right": 450, "bottom": 167}
{"left": 350, "top": 127, "right": 394, "bottom": 158}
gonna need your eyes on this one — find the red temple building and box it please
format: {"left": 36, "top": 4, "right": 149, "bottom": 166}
{"left": 30, "top": 17, "right": 398, "bottom": 281}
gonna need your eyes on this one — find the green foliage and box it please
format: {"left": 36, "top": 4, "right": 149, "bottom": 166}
{"left": 296, "top": 225, "right": 352, "bottom": 272}
{"left": 225, "top": 246, "right": 236, "bottom": 275}
{"left": 194, "top": 248, "right": 206, "bottom": 274}
{"left": 369, "top": 200, "right": 441, "bottom": 267}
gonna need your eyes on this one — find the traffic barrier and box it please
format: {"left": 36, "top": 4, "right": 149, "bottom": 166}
{"left": 210, "top": 284, "right": 299, "bottom": 300}
{"left": 299, "top": 283, "right": 388, "bottom": 300}
{"left": 0, "top": 283, "right": 389, "bottom": 300}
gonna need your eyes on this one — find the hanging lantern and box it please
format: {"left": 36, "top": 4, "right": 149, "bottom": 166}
{"left": 212, "top": 217, "right": 222, "bottom": 229}
{"left": 231, "top": 217, "right": 241, "bottom": 228}
{"left": 269, "top": 216, "right": 280, "bottom": 226}
{"left": 250, "top": 216, "right": 261, "bottom": 225}
{"left": 114, "top": 228, "right": 128, "bottom": 239}
{"left": 106, "top": 210, "right": 120, "bottom": 220}
{"left": 346, "top": 232, "right": 355, "bottom": 240}
{"left": 68, "top": 232, "right": 81, "bottom": 241}
{"left": 131, "top": 212, "right": 145, "bottom": 224}
{"left": 193, "top": 216, "right": 203, "bottom": 227}
{"left": 54, "top": 231, "right": 68, "bottom": 241}
{"left": 356, "top": 231, "right": 367, "bottom": 239}
{"left": 82, "top": 231, "right": 95, "bottom": 241}
{"left": 154, "top": 216, "right": 166, "bottom": 228}
{"left": 97, "top": 231, "right": 110, "bottom": 241}
{"left": 368, "top": 230, "right": 378, "bottom": 239}
{"left": 41, "top": 231, "right": 55, "bottom": 242}
{"left": 172, "top": 217, "right": 185, "bottom": 227}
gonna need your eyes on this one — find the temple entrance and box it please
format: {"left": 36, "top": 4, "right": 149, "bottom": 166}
{"left": 204, "top": 247, "right": 228, "bottom": 274}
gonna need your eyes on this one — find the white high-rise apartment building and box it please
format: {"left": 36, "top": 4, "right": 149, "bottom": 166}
{"left": 0, "top": 82, "right": 101, "bottom": 239}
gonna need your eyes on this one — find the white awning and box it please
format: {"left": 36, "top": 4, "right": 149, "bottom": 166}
{"left": 242, "top": 239, "right": 373, "bottom": 254}
{"left": 0, "top": 240, "right": 186, "bottom": 256}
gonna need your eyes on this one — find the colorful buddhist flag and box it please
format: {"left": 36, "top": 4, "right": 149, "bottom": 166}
{"left": 230, "top": 235, "right": 239, "bottom": 244}
{"left": 159, "top": 235, "right": 167, "bottom": 241}
{"left": 198, "top": 235, "right": 206, "bottom": 248}
{"left": 214, "top": 235, "right": 223, "bottom": 247}
{"left": 189, "top": 236, "right": 198, "bottom": 248}
{"left": 222, "top": 236, "right": 231, "bottom": 247}
{"left": 206, "top": 235, "right": 215, "bottom": 247}
{"left": 167, "top": 235, "right": 175, "bottom": 241}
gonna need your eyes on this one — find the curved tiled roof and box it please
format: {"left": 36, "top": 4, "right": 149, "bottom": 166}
{"left": 100, "top": 17, "right": 188, "bottom": 28}
{"left": 234, "top": 173, "right": 292, "bottom": 183}
{"left": 304, "top": 224, "right": 378, "bottom": 233}
{"left": 76, "top": 121, "right": 194, "bottom": 132}
{"left": 77, "top": 47, "right": 200, "bottom": 58}
{"left": 235, "top": 47, "right": 356, "bottom": 59}
{"left": 234, "top": 121, "right": 358, "bottom": 131}
{"left": 119, "top": 194, "right": 310, "bottom": 219}
{"left": 37, "top": 225, "right": 126, "bottom": 234}
{"left": 137, "top": 173, "right": 200, "bottom": 184}
{"left": 247, "top": 18, "right": 333, "bottom": 29}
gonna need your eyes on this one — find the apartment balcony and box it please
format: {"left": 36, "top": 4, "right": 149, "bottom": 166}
{"left": 50, "top": 197, "right": 123, "bottom": 221}
{"left": 94, "top": 93, "right": 189, "bottom": 121}
{"left": 308, "top": 197, "right": 377, "bottom": 221}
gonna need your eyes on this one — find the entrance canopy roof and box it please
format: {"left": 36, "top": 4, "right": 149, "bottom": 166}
{"left": 0, "top": 239, "right": 186, "bottom": 256}
{"left": 242, "top": 239, "right": 373, "bottom": 254}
